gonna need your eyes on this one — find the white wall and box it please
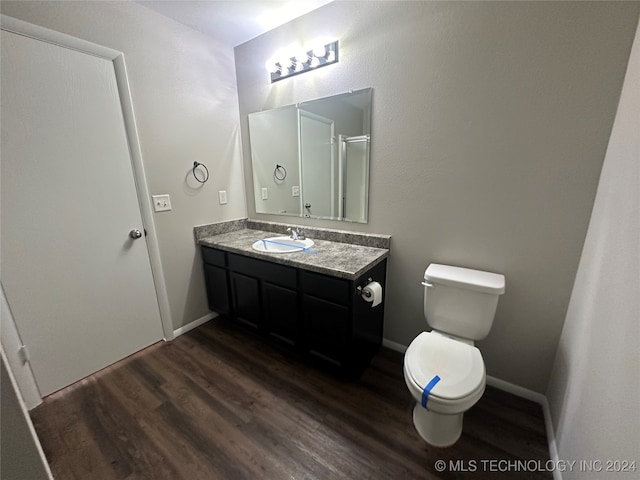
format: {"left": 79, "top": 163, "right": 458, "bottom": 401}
{"left": 546, "top": 19, "right": 640, "bottom": 478}
{"left": 1, "top": 285, "right": 42, "bottom": 410}
{"left": 235, "top": 1, "right": 640, "bottom": 392}
{"left": 0, "top": 1, "right": 247, "bottom": 330}
{"left": 0, "top": 350, "right": 52, "bottom": 480}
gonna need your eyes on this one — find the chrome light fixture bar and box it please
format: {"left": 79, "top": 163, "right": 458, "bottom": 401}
{"left": 266, "top": 40, "right": 339, "bottom": 83}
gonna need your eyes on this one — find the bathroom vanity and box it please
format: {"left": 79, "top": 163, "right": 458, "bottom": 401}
{"left": 195, "top": 219, "right": 390, "bottom": 377}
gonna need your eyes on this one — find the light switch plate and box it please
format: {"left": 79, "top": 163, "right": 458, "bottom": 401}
{"left": 152, "top": 194, "right": 171, "bottom": 212}
{"left": 218, "top": 190, "right": 228, "bottom": 205}
{"left": 261, "top": 187, "right": 268, "bottom": 200}
{"left": 292, "top": 186, "right": 300, "bottom": 197}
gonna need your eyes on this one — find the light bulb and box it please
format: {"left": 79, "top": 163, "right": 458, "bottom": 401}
{"left": 295, "top": 50, "right": 309, "bottom": 63}
{"left": 312, "top": 43, "right": 327, "bottom": 58}
{"left": 294, "top": 61, "right": 305, "bottom": 72}
{"left": 264, "top": 58, "right": 278, "bottom": 74}
{"left": 279, "top": 56, "right": 292, "bottom": 72}
{"left": 326, "top": 50, "right": 335, "bottom": 62}
{"left": 310, "top": 56, "right": 320, "bottom": 68}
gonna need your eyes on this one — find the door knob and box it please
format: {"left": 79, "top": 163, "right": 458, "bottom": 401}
{"left": 129, "top": 229, "right": 143, "bottom": 239}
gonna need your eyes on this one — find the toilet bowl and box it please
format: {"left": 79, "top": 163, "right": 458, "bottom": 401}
{"left": 404, "top": 331, "right": 486, "bottom": 447}
{"left": 404, "top": 264, "right": 505, "bottom": 447}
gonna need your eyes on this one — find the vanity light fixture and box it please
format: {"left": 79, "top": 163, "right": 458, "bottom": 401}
{"left": 265, "top": 40, "right": 339, "bottom": 83}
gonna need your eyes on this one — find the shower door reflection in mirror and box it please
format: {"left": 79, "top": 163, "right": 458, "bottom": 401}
{"left": 341, "top": 134, "right": 370, "bottom": 223}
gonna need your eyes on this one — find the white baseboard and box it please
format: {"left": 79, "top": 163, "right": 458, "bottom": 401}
{"left": 382, "top": 338, "right": 407, "bottom": 353}
{"left": 541, "top": 397, "right": 562, "bottom": 480}
{"left": 485, "top": 375, "right": 561, "bottom": 480}
{"left": 172, "top": 312, "right": 217, "bottom": 338}
{"left": 382, "top": 338, "right": 560, "bottom": 479}
{"left": 485, "top": 375, "right": 546, "bottom": 404}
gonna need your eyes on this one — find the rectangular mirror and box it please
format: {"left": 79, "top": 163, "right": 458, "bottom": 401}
{"left": 248, "top": 88, "right": 372, "bottom": 223}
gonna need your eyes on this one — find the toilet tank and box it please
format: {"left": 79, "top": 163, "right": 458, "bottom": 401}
{"left": 424, "top": 264, "right": 505, "bottom": 341}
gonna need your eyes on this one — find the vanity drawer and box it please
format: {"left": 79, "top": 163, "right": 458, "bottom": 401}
{"left": 300, "top": 270, "right": 350, "bottom": 305}
{"left": 228, "top": 253, "right": 297, "bottom": 289}
{"left": 201, "top": 246, "right": 226, "bottom": 267}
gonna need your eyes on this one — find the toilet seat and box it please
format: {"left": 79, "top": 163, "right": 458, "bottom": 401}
{"left": 405, "top": 332, "right": 485, "bottom": 401}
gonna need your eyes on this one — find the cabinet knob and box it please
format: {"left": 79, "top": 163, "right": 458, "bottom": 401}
{"left": 129, "top": 229, "right": 143, "bottom": 239}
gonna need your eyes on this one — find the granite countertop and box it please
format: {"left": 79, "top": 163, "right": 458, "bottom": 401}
{"left": 198, "top": 228, "right": 389, "bottom": 280}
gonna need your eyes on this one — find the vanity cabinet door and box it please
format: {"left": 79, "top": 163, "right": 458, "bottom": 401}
{"left": 302, "top": 295, "right": 350, "bottom": 365}
{"left": 203, "top": 264, "right": 231, "bottom": 315}
{"left": 230, "top": 272, "right": 261, "bottom": 330}
{"left": 263, "top": 282, "right": 298, "bottom": 345}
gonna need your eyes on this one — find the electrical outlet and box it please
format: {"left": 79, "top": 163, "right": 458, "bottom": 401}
{"left": 261, "top": 187, "right": 268, "bottom": 200}
{"left": 292, "top": 185, "right": 300, "bottom": 197}
{"left": 218, "top": 190, "right": 228, "bottom": 205}
{"left": 152, "top": 194, "right": 171, "bottom": 212}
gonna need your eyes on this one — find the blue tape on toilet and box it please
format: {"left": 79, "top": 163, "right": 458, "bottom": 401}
{"left": 421, "top": 375, "right": 441, "bottom": 409}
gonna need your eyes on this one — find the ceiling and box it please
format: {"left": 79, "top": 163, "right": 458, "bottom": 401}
{"left": 137, "top": 0, "right": 334, "bottom": 48}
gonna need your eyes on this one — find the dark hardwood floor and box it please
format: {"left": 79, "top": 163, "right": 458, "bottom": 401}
{"left": 31, "top": 318, "right": 551, "bottom": 479}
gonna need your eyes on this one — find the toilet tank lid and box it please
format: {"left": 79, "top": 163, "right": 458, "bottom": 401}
{"left": 425, "top": 264, "right": 505, "bottom": 294}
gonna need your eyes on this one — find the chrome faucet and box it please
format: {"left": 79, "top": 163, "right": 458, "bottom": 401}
{"left": 287, "top": 227, "right": 306, "bottom": 240}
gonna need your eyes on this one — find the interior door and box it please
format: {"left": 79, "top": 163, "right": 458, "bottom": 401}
{"left": 1, "top": 30, "right": 164, "bottom": 396}
{"left": 299, "top": 110, "right": 335, "bottom": 219}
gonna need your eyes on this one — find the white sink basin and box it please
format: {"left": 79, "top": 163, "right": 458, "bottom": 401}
{"left": 252, "top": 236, "right": 315, "bottom": 253}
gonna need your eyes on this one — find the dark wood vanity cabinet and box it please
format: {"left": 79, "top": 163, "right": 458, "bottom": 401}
{"left": 229, "top": 272, "right": 261, "bottom": 329}
{"left": 200, "top": 246, "right": 386, "bottom": 377}
{"left": 262, "top": 282, "right": 299, "bottom": 345}
{"left": 201, "top": 248, "right": 231, "bottom": 316}
{"left": 299, "top": 270, "right": 351, "bottom": 364}
{"left": 227, "top": 252, "right": 299, "bottom": 342}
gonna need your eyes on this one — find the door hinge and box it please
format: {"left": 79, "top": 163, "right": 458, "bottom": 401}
{"left": 18, "top": 345, "right": 30, "bottom": 365}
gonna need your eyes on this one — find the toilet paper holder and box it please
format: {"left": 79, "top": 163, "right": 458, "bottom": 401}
{"left": 356, "top": 278, "right": 377, "bottom": 298}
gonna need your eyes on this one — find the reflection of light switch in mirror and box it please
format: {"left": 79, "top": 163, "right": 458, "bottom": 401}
{"left": 152, "top": 194, "right": 171, "bottom": 212}
{"left": 261, "top": 187, "right": 268, "bottom": 200}
{"left": 292, "top": 186, "right": 300, "bottom": 197}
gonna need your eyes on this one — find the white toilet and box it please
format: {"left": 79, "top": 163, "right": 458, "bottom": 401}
{"left": 403, "top": 263, "right": 505, "bottom": 447}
